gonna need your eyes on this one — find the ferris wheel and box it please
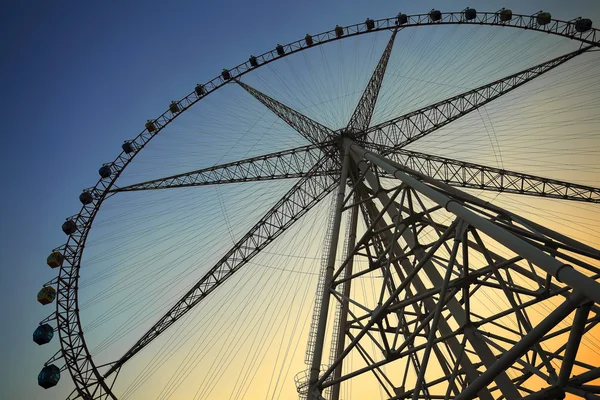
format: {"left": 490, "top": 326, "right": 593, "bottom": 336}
{"left": 34, "top": 8, "right": 600, "bottom": 400}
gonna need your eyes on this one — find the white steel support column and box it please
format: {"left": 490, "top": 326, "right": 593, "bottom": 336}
{"left": 353, "top": 165, "right": 505, "bottom": 400}
{"left": 329, "top": 200, "right": 359, "bottom": 400}
{"left": 350, "top": 142, "right": 600, "bottom": 304}
{"left": 307, "top": 146, "right": 351, "bottom": 400}
{"left": 344, "top": 140, "right": 600, "bottom": 398}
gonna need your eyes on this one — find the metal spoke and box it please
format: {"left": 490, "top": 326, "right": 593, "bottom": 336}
{"left": 236, "top": 79, "right": 335, "bottom": 145}
{"left": 387, "top": 148, "right": 600, "bottom": 203}
{"left": 362, "top": 46, "right": 592, "bottom": 151}
{"left": 346, "top": 29, "right": 398, "bottom": 133}
{"left": 110, "top": 143, "right": 332, "bottom": 192}
{"left": 104, "top": 155, "right": 339, "bottom": 377}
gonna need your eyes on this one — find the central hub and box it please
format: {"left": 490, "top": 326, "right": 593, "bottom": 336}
{"left": 339, "top": 129, "right": 357, "bottom": 140}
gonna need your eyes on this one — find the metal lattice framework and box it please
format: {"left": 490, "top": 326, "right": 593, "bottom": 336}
{"left": 36, "top": 9, "right": 600, "bottom": 400}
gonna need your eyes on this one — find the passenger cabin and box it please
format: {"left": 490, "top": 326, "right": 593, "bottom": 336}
{"left": 145, "top": 120, "right": 156, "bottom": 132}
{"left": 396, "top": 13, "right": 408, "bottom": 25}
{"left": 46, "top": 251, "right": 64, "bottom": 269}
{"left": 99, "top": 165, "right": 111, "bottom": 178}
{"left": 335, "top": 25, "right": 344, "bottom": 38}
{"left": 195, "top": 84, "right": 205, "bottom": 96}
{"left": 365, "top": 18, "right": 375, "bottom": 31}
{"left": 575, "top": 18, "right": 593, "bottom": 32}
{"left": 37, "top": 287, "right": 56, "bottom": 305}
{"left": 122, "top": 141, "right": 134, "bottom": 154}
{"left": 305, "top": 34, "right": 313, "bottom": 46}
{"left": 429, "top": 9, "right": 442, "bottom": 22}
{"left": 249, "top": 55, "right": 258, "bottom": 67}
{"left": 276, "top": 44, "right": 285, "bottom": 56}
{"left": 169, "top": 101, "right": 180, "bottom": 114}
{"left": 499, "top": 8, "right": 513, "bottom": 22}
{"left": 38, "top": 364, "right": 60, "bottom": 389}
{"left": 537, "top": 12, "right": 552, "bottom": 25}
{"left": 464, "top": 8, "right": 477, "bottom": 21}
{"left": 79, "top": 191, "right": 93, "bottom": 205}
{"left": 62, "top": 220, "right": 77, "bottom": 235}
{"left": 221, "top": 69, "right": 231, "bottom": 80}
{"left": 33, "top": 324, "right": 54, "bottom": 345}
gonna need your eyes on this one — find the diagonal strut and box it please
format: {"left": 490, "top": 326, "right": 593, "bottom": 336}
{"left": 236, "top": 79, "right": 335, "bottom": 145}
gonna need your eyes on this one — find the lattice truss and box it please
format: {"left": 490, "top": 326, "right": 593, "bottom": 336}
{"left": 45, "top": 12, "right": 600, "bottom": 400}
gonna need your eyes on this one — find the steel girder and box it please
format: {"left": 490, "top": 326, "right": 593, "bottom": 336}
{"left": 110, "top": 143, "right": 329, "bottom": 192}
{"left": 386, "top": 149, "right": 600, "bottom": 203}
{"left": 346, "top": 29, "right": 398, "bottom": 134}
{"left": 236, "top": 80, "right": 335, "bottom": 145}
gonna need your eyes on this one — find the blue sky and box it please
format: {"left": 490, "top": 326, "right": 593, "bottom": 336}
{"left": 2, "top": 1, "right": 600, "bottom": 399}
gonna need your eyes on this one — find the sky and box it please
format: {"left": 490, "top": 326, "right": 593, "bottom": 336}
{"left": 1, "top": 1, "right": 600, "bottom": 399}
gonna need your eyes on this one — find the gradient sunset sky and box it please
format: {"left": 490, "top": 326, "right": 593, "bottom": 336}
{"left": 2, "top": 0, "right": 600, "bottom": 399}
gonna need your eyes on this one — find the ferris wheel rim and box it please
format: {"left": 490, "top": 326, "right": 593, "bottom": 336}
{"left": 46, "top": 11, "right": 600, "bottom": 399}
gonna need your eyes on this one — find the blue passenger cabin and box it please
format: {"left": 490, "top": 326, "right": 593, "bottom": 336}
{"left": 33, "top": 324, "right": 54, "bottom": 345}
{"left": 396, "top": 13, "right": 408, "bottom": 25}
{"left": 276, "top": 44, "right": 285, "bottom": 56}
{"left": 38, "top": 364, "right": 60, "bottom": 388}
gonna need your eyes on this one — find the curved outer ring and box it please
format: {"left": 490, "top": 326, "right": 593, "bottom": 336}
{"left": 49, "top": 11, "right": 600, "bottom": 399}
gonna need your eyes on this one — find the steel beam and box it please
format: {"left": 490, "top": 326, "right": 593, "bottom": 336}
{"left": 455, "top": 292, "right": 586, "bottom": 400}
{"left": 329, "top": 200, "right": 359, "bottom": 400}
{"left": 387, "top": 149, "right": 600, "bottom": 204}
{"left": 346, "top": 30, "right": 397, "bottom": 133}
{"left": 111, "top": 143, "right": 330, "bottom": 192}
{"left": 558, "top": 301, "right": 593, "bottom": 386}
{"left": 351, "top": 142, "right": 600, "bottom": 304}
{"left": 307, "top": 148, "right": 350, "bottom": 400}
{"left": 236, "top": 80, "right": 334, "bottom": 145}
